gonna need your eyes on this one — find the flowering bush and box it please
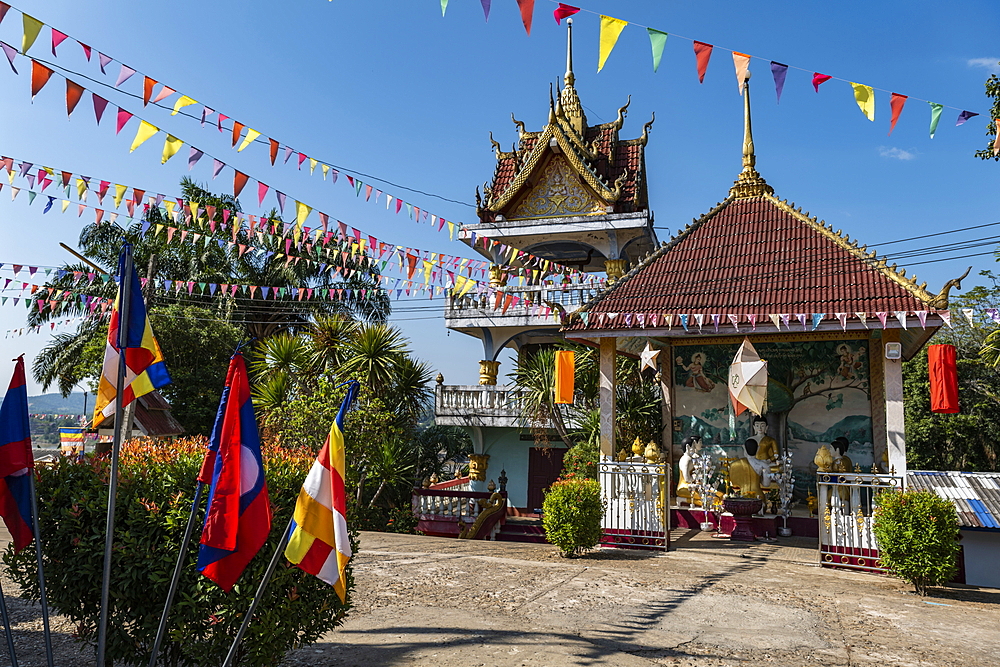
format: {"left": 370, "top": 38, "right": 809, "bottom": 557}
{"left": 561, "top": 440, "right": 599, "bottom": 480}
{"left": 542, "top": 478, "right": 605, "bottom": 557}
{"left": 4, "top": 437, "right": 356, "bottom": 666}
{"left": 872, "top": 489, "right": 960, "bottom": 596}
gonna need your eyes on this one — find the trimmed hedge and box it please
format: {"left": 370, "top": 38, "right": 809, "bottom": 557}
{"left": 542, "top": 478, "right": 604, "bottom": 557}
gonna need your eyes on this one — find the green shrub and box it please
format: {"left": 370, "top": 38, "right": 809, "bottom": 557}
{"left": 4, "top": 437, "right": 356, "bottom": 666}
{"left": 561, "top": 440, "right": 599, "bottom": 481}
{"left": 356, "top": 505, "right": 418, "bottom": 534}
{"left": 872, "top": 489, "right": 960, "bottom": 596}
{"left": 542, "top": 478, "right": 605, "bottom": 557}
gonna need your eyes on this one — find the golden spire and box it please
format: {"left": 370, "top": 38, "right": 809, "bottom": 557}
{"left": 729, "top": 73, "right": 774, "bottom": 199}
{"left": 559, "top": 18, "right": 587, "bottom": 136}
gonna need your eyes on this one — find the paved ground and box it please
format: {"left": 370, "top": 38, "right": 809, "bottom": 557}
{"left": 2, "top": 527, "right": 998, "bottom": 665}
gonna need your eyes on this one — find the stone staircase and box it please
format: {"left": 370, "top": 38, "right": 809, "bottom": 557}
{"left": 496, "top": 516, "right": 546, "bottom": 544}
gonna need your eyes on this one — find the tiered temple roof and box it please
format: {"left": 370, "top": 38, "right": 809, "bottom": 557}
{"left": 475, "top": 21, "right": 652, "bottom": 224}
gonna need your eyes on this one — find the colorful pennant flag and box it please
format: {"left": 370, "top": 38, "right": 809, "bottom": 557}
{"left": 553, "top": 3, "right": 579, "bottom": 24}
{"left": 955, "top": 110, "right": 978, "bottom": 126}
{"left": 851, "top": 83, "right": 875, "bottom": 121}
{"left": 732, "top": 52, "right": 750, "bottom": 94}
{"left": 928, "top": 102, "right": 943, "bottom": 138}
{"left": 812, "top": 72, "right": 832, "bottom": 92}
{"left": 693, "top": 41, "right": 712, "bottom": 83}
{"left": 129, "top": 120, "right": 158, "bottom": 152}
{"left": 197, "top": 353, "right": 271, "bottom": 592}
{"left": 770, "top": 62, "right": 788, "bottom": 103}
{"left": 21, "top": 13, "right": 43, "bottom": 54}
{"left": 516, "top": 0, "right": 534, "bottom": 35}
{"left": 597, "top": 16, "right": 628, "bottom": 72}
{"left": 65, "top": 79, "right": 84, "bottom": 117}
{"left": 285, "top": 382, "right": 358, "bottom": 603}
{"left": 647, "top": 29, "right": 667, "bottom": 73}
{"left": 161, "top": 135, "right": 182, "bottom": 164}
{"left": 888, "top": 93, "right": 906, "bottom": 136}
{"left": 30, "top": 60, "right": 52, "bottom": 98}
{"left": 172, "top": 95, "right": 196, "bottom": 116}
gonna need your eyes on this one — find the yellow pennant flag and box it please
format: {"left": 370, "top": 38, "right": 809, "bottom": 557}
{"left": 851, "top": 83, "right": 875, "bottom": 121}
{"left": 130, "top": 121, "right": 159, "bottom": 152}
{"left": 76, "top": 178, "right": 88, "bottom": 200}
{"left": 733, "top": 52, "right": 751, "bottom": 94}
{"left": 171, "top": 95, "right": 197, "bottom": 116}
{"left": 113, "top": 184, "right": 127, "bottom": 208}
{"left": 309, "top": 158, "right": 318, "bottom": 174}
{"left": 295, "top": 200, "right": 312, "bottom": 238}
{"left": 161, "top": 135, "right": 183, "bottom": 164}
{"left": 61, "top": 199, "right": 69, "bottom": 213}
{"left": 598, "top": 16, "right": 628, "bottom": 72}
{"left": 321, "top": 164, "right": 330, "bottom": 180}
{"left": 237, "top": 128, "right": 261, "bottom": 152}
{"left": 22, "top": 14, "right": 44, "bottom": 54}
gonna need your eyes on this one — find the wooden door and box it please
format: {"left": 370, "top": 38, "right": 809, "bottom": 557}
{"left": 527, "top": 447, "right": 566, "bottom": 513}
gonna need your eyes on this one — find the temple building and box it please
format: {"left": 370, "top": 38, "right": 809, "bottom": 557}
{"left": 435, "top": 19, "right": 657, "bottom": 511}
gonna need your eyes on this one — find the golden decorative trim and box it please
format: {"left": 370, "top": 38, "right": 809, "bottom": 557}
{"left": 511, "top": 155, "right": 607, "bottom": 219}
{"left": 458, "top": 492, "right": 505, "bottom": 539}
{"left": 729, "top": 79, "right": 774, "bottom": 199}
{"left": 928, "top": 266, "right": 971, "bottom": 309}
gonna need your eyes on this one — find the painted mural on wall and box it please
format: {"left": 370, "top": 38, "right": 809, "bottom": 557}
{"left": 673, "top": 337, "right": 873, "bottom": 499}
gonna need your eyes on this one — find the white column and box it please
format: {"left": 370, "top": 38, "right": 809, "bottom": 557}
{"left": 882, "top": 331, "right": 907, "bottom": 480}
{"left": 599, "top": 337, "right": 617, "bottom": 459}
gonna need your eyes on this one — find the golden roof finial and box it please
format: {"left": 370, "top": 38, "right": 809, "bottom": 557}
{"left": 729, "top": 73, "right": 774, "bottom": 199}
{"left": 559, "top": 18, "right": 587, "bottom": 135}
{"left": 548, "top": 83, "right": 556, "bottom": 124}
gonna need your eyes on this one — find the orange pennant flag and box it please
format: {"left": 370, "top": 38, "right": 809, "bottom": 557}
{"left": 231, "top": 121, "right": 245, "bottom": 148}
{"left": 66, "top": 79, "right": 84, "bottom": 117}
{"left": 142, "top": 76, "right": 155, "bottom": 106}
{"left": 888, "top": 93, "right": 907, "bottom": 136}
{"left": 693, "top": 41, "right": 713, "bottom": 83}
{"left": 233, "top": 170, "right": 249, "bottom": 198}
{"left": 516, "top": 0, "right": 534, "bottom": 35}
{"left": 30, "top": 60, "right": 53, "bottom": 99}
{"left": 269, "top": 138, "right": 279, "bottom": 165}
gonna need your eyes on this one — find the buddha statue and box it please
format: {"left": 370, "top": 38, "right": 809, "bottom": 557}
{"left": 750, "top": 416, "right": 779, "bottom": 462}
{"left": 728, "top": 438, "right": 779, "bottom": 501}
{"left": 675, "top": 436, "right": 702, "bottom": 505}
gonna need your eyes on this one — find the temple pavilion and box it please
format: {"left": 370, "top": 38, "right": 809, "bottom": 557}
{"left": 562, "top": 74, "right": 966, "bottom": 528}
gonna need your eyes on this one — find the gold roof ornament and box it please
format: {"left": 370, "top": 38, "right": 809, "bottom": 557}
{"left": 729, "top": 72, "right": 775, "bottom": 199}
{"left": 560, "top": 19, "right": 587, "bottom": 136}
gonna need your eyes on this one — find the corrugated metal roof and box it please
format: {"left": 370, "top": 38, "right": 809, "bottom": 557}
{"left": 565, "top": 195, "right": 936, "bottom": 332}
{"left": 907, "top": 471, "right": 1000, "bottom": 530}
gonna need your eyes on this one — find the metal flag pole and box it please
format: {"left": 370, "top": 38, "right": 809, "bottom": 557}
{"left": 27, "top": 472, "right": 54, "bottom": 667}
{"left": 0, "top": 576, "right": 19, "bottom": 667}
{"left": 220, "top": 516, "right": 295, "bottom": 667}
{"left": 145, "top": 481, "right": 204, "bottom": 667}
{"left": 96, "top": 243, "right": 133, "bottom": 666}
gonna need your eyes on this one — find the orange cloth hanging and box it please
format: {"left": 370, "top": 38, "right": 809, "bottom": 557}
{"left": 554, "top": 350, "right": 575, "bottom": 404}
{"left": 928, "top": 344, "right": 959, "bottom": 414}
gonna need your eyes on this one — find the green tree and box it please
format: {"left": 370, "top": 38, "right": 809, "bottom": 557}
{"left": 973, "top": 61, "right": 1000, "bottom": 162}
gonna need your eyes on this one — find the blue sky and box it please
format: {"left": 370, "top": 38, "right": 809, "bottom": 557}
{"left": 1, "top": 0, "right": 998, "bottom": 396}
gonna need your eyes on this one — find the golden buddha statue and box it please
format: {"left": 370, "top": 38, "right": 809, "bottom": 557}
{"left": 750, "top": 416, "right": 779, "bottom": 462}
{"left": 728, "top": 439, "right": 779, "bottom": 501}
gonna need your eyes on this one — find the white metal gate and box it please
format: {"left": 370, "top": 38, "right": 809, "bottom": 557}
{"left": 599, "top": 461, "right": 670, "bottom": 550}
{"left": 817, "top": 471, "right": 902, "bottom": 572}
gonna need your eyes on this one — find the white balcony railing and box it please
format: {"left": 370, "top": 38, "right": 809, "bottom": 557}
{"left": 445, "top": 283, "right": 601, "bottom": 326}
{"left": 435, "top": 384, "right": 542, "bottom": 428}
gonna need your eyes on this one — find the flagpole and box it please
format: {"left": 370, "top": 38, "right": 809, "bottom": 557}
{"left": 97, "top": 243, "right": 133, "bottom": 667}
{"left": 146, "top": 481, "right": 204, "bottom": 667}
{"left": 221, "top": 516, "right": 294, "bottom": 667}
{"left": 27, "top": 473, "right": 54, "bottom": 667}
{"left": 0, "top": 576, "right": 19, "bottom": 667}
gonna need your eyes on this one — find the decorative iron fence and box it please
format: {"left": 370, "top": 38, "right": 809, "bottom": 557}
{"left": 817, "top": 471, "right": 902, "bottom": 572}
{"left": 599, "top": 461, "right": 670, "bottom": 550}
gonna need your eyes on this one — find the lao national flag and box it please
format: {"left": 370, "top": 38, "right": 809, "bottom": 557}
{"left": 196, "top": 353, "right": 271, "bottom": 591}
{"left": 0, "top": 357, "right": 36, "bottom": 553}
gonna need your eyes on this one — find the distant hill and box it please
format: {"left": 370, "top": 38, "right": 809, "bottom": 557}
{"left": 26, "top": 392, "right": 87, "bottom": 415}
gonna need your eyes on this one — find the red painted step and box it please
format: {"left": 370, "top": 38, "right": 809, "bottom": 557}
{"left": 497, "top": 518, "right": 547, "bottom": 544}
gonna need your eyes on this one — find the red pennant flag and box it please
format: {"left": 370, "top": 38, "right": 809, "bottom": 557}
{"left": 693, "top": 41, "right": 713, "bottom": 83}
{"left": 812, "top": 72, "right": 832, "bottom": 92}
{"left": 516, "top": 0, "right": 535, "bottom": 35}
{"left": 268, "top": 138, "right": 278, "bottom": 165}
{"left": 888, "top": 93, "right": 907, "bottom": 136}
{"left": 231, "top": 121, "right": 244, "bottom": 148}
{"left": 80, "top": 42, "right": 91, "bottom": 60}
{"left": 51, "top": 28, "right": 68, "bottom": 56}
{"left": 65, "top": 79, "right": 84, "bottom": 117}
{"left": 233, "top": 171, "right": 249, "bottom": 198}
{"left": 116, "top": 108, "right": 132, "bottom": 134}
{"left": 143, "top": 76, "right": 156, "bottom": 106}
{"left": 0, "top": 3, "right": 10, "bottom": 26}
{"left": 30, "top": 60, "right": 54, "bottom": 99}
{"left": 553, "top": 3, "right": 579, "bottom": 23}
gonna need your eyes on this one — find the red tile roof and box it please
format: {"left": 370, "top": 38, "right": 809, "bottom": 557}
{"left": 565, "top": 194, "right": 937, "bottom": 331}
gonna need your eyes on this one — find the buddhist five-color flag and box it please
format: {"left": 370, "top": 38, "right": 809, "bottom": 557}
{"left": 197, "top": 353, "right": 271, "bottom": 591}
{"left": 0, "top": 357, "right": 35, "bottom": 553}
{"left": 851, "top": 83, "right": 875, "bottom": 121}
{"left": 597, "top": 16, "right": 627, "bottom": 72}
{"left": 92, "top": 244, "right": 171, "bottom": 427}
{"left": 285, "top": 381, "right": 359, "bottom": 603}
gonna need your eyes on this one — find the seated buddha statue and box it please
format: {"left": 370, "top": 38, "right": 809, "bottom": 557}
{"left": 750, "top": 416, "right": 779, "bottom": 462}
{"left": 728, "top": 439, "right": 779, "bottom": 501}
{"left": 675, "top": 436, "right": 702, "bottom": 505}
